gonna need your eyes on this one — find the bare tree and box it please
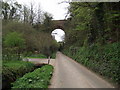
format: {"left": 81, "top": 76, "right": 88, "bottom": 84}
{"left": 23, "top": 5, "right": 30, "bottom": 23}
{"left": 29, "top": 2, "right": 35, "bottom": 25}
{"left": 37, "top": 4, "right": 42, "bottom": 24}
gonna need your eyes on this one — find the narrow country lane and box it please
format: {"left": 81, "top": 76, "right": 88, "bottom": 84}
{"left": 49, "top": 52, "right": 114, "bottom": 88}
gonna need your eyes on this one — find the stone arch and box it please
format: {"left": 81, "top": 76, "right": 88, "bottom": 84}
{"left": 52, "top": 20, "right": 66, "bottom": 31}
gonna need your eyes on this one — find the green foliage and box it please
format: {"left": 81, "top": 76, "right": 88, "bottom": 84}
{"left": 2, "top": 0, "right": 58, "bottom": 57}
{"left": 2, "top": 20, "right": 35, "bottom": 37}
{"left": 3, "top": 53, "right": 21, "bottom": 61}
{"left": 2, "top": 61, "right": 35, "bottom": 89}
{"left": 42, "top": 12, "right": 54, "bottom": 33}
{"left": 63, "top": 42, "right": 120, "bottom": 85}
{"left": 12, "top": 65, "right": 53, "bottom": 88}
{"left": 3, "top": 61, "right": 35, "bottom": 81}
{"left": 25, "top": 54, "right": 47, "bottom": 58}
{"left": 51, "top": 53, "right": 56, "bottom": 59}
{"left": 4, "top": 32, "right": 25, "bottom": 48}
{"left": 65, "top": 30, "right": 87, "bottom": 47}
{"left": 65, "top": 2, "right": 120, "bottom": 48}
{"left": 2, "top": 20, "right": 58, "bottom": 57}
{"left": 63, "top": 3, "right": 119, "bottom": 86}
{"left": 30, "top": 32, "right": 58, "bottom": 57}
{"left": 3, "top": 32, "right": 25, "bottom": 60}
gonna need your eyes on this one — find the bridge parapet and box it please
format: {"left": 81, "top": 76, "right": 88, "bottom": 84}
{"left": 52, "top": 20, "right": 66, "bottom": 30}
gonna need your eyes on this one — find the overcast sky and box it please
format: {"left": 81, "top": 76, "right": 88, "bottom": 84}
{"left": 16, "top": 0, "right": 70, "bottom": 20}
{"left": 15, "top": 0, "right": 67, "bottom": 42}
{"left": 51, "top": 29, "right": 65, "bottom": 42}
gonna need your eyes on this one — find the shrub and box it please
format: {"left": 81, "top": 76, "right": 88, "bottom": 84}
{"left": 2, "top": 61, "right": 35, "bottom": 89}
{"left": 12, "top": 65, "right": 53, "bottom": 88}
{"left": 26, "top": 54, "right": 47, "bottom": 58}
{"left": 3, "top": 32, "right": 25, "bottom": 60}
{"left": 4, "top": 32, "right": 25, "bottom": 48}
{"left": 51, "top": 53, "right": 56, "bottom": 59}
{"left": 2, "top": 20, "right": 59, "bottom": 57}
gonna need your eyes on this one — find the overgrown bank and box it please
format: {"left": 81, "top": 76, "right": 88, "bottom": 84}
{"left": 3, "top": 61, "right": 54, "bottom": 89}
{"left": 62, "top": 42, "right": 120, "bottom": 87}
{"left": 12, "top": 65, "right": 53, "bottom": 88}
{"left": 2, "top": 61, "right": 35, "bottom": 89}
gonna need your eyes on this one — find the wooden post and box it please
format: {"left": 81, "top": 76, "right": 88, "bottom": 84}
{"left": 48, "top": 56, "right": 50, "bottom": 64}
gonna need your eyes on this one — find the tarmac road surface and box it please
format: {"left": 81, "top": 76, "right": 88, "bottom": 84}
{"left": 49, "top": 52, "right": 114, "bottom": 88}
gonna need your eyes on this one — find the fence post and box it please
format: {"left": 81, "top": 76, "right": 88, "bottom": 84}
{"left": 48, "top": 56, "right": 50, "bottom": 64}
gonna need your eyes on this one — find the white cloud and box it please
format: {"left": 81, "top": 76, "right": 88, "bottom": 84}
{"left": 16, "top": 0, "right": 69, "bottom": 20}
{"left": 51, "top": 29, "right": 65, "bottom": 42}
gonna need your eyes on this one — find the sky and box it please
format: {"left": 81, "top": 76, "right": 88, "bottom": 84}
{"left": 51, "top": 29, "right": 65, "bottom": 42}
{"left": 16, "top": 0, "right": 70, "bottom": 20}
{"left": 16, "top": 0, "right": 68, "bottom": 42}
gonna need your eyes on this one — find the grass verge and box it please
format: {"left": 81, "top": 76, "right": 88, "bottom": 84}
{"left": 2, "top": 60, "right": 35, "bottom": 89}
{"left": 25, "top": 54, "right": 47, "bottom": 59}
{"left": 12, "top": 65, "right": 53, "bottom": 88}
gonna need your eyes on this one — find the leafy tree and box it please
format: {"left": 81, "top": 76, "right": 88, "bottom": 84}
{"left": 4, "top": 32, "right": 25, "bottom": 48}
{"left": 65, "top": 2, "right": 120, "bottom": 47}
{"left": 42, "top": 12, "right": 54, "bottom": 33}
{"left": 4, "top": 32, "right": 25, "bottom": 60}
